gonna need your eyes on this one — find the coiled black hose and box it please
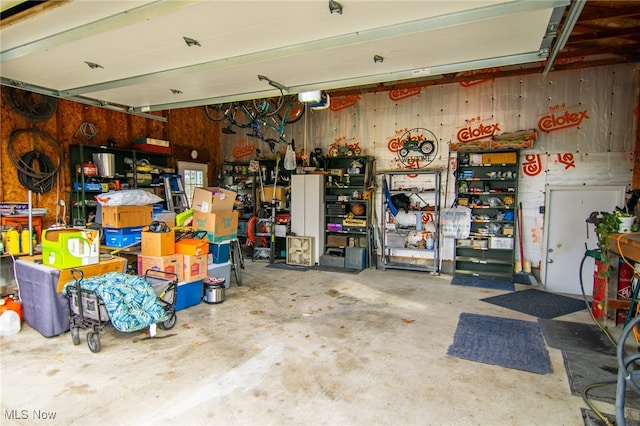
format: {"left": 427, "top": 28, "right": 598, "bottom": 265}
{"left": 8, "top": 128, "right": 62, "bottom": 193}
{"left": 16, "top": 150, "right": 56, "bottom": 193}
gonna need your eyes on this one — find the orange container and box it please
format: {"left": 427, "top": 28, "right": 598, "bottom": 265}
{"left": 0, "top": 296, "right": 23, "bottom": 322}
{"left": 175, "top": 238, "right": 209, "bottom": 256}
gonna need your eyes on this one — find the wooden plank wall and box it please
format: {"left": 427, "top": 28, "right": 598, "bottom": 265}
{"left": 0, "top": 87, "right": 221, "bottom": 228}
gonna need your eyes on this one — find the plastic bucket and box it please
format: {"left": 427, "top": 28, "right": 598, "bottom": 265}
{"left": 92, "top": 153, "right": 116, "bottom": 177}
{"left": 0, "top": 311, "right": 21, "bottom": 336}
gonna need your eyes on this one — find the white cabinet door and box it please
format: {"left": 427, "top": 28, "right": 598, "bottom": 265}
{"left": 543, "top": 186, "right": 624, "bottom": 295}
{"left": 291, "top": 175, "right": 324, "bottom": 265}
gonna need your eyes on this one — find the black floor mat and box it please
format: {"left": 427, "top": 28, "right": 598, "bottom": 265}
{"left": 451, "top": 275, "right": 515, "bottom": 291}
{"left": 447, "top": 313, "right": 553, "bottom": 374}
{"left": 563, "top": 350, "right": 640, "bottom": 410}
{"left": 481, "top": 288, "right": 586, "bottom": 319}
{"left": 265, "top": 262, "right": 312, "bottom": 271}
{"left": 538, "top": 319, "right": 616, "bottom": 356}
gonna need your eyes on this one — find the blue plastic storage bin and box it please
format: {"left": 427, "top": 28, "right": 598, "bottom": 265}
{"left": 175, "top": 280, "right": 203, "bottom": 311}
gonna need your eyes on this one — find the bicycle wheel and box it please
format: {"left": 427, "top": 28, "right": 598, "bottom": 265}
{"left": 253, "top": 93, "right": 284, "bottom": 118}
{"left": 204, "top": 103, "right": 229, "bottom": 122}
{"left": 232, "top": 240, "right": 243, "bottom": 286}
{"left": 278, "top": 96, "right": 306, "bottom": 124}
{"left": 233, "top": 102, "right": 257, "bottom": 128}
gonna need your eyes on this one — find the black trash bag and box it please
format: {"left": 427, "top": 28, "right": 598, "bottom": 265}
{"left": 391, "top": 193, "right": 411, "bottom": 214}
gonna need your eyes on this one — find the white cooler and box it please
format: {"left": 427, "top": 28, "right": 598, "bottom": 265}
{"left": 207, "top": 261, "right": 232, "bottom": 289}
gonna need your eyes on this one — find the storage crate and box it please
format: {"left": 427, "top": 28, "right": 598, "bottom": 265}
{"left": 319, "top": 254, "right": 344, "bottom": 268}
{"left": 327, "top": 235, "right": 348, "bottom": 247}
{"left": 175, "top": 280, "right": 202, "bottom": 311}
{"left": 104, "top": 226, "right": 144, "bottom": 248}
{"left": 327, "top": 203, "right": 347, "bottom": 215}
{"left": 327, "top": 223, "right": 343, "bottom": 232}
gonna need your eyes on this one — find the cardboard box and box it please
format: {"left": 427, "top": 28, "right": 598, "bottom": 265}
{"left": 489, "top": 236, "right": 514, "bottom": 249}
{"left": 137, "top": 254, "right": 182, "bottom": 282}
{"left": 42, "top": 229, "right": 100, "bottom": 269}
{"left": 141, "top": 229, "right": 175, "bottom": 256}
{"left": 258, "top": 186, "right": 286, "bottom": 209}
{"left": 327, "top": 235, "right": 348, "bottom": 247}
{"left": 175, "top": 279, "right": 202, "bottom": 311}
{"left": 101, "top": 205, "right": 153, "bottom": 228}
{"left": 193, "top": 210, "right": 238, "bottom": 243}
{"left": 104, "top": 226, "right": 144, "bottom": 248}
{"left": 191, "top": 187, "right": 236, "bottom": 213}
{"left": 481, "top": 152, "right": 517, "bottom": 165}
{"left": 175, "top": 238, "right": 208, "bottom": 256}
{"left": 181, "top": 254, "right": 208, "bottom": 282}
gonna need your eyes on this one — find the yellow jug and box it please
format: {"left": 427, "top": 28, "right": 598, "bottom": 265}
{"left": 4, "top": 229, "right": 20, "bottom": 255}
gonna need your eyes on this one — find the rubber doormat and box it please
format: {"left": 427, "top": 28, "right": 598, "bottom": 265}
{"left": 447, "top": 313, "right": 553, "bottom": 374}
{"left": 312, "top": 266, "right": 363, "bottom": 275}
{"left": 581, "top": 408, "right": 640, "bottom": 426}
{"left": 265, "top": 262, "right": 313, "bottom": 271}
{"left": 538, "top": 319, "right": 616, "bottom": 356}
{"left": 451, "top": 275, "right": 515, "bottom": 291}
{"left": 481, "top": 288, "right": 586, "bottom": 319}
{"left": 563, "top": 350, "right": 640, "bottom": 410}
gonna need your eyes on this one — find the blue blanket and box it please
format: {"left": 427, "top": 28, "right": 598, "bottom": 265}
{"left": 63, "top": 272, "right": 168, "bottom": 332}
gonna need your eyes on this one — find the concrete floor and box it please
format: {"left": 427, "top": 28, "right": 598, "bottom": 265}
{"left": 0, "top": 261, "right": 631, "bottom": 425}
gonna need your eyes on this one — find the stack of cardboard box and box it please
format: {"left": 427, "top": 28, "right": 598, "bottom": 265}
{"left": 101, "top": 205, "right": 153, "bottom": 248}
{"left": 191, "top": 187, "right": 239, "bottom": 243}
{"left": 136, "top": 186, "right": 238, "bottom": 310}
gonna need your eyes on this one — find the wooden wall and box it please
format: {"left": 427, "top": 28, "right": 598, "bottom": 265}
{"left": 0, "top": 87, "right": 221, "bottom": 228}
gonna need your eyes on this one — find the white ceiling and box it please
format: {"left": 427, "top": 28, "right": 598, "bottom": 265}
{"left": 0, "top": 0, "right": 568, "bottom": 117}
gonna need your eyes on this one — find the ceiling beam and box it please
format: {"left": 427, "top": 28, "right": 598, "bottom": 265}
{"left": 576, "top": 5, "right": 640, "bottom": 22}
{"left": 0, "top": 77, "right": 167, "bottom": 122}
{"left": 543, "top": 0, "right": 585, "bottom": 76}
{"left": 567, "top": 27, "right": 640, "bottom": 44}
{"left": 0, "top": 0, "right": 201, "bottom": 62}
{"left": 143, "top": 51, "right": 547, "bottom": 112}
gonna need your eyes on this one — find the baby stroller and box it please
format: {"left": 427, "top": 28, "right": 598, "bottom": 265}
{"left": 65, "top": 269, "right": 178, "bottom": 353}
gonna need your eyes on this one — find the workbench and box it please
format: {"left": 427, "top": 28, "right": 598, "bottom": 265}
{"left": 606, "top": 233, "right": 640, "bottom": 321}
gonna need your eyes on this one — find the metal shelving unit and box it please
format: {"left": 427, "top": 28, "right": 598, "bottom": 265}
{"left": 454, "top": 150, "right": 519, "bottom": 280}
{"left": 323, "top": 156, "right": 374, "bottom": 269}
{"left": 380, "top": 170, "right": 441, "bottom": 273}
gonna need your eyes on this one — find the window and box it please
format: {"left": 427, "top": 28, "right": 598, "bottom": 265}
{"left": 177, "top": 161, "right": 208, "bottom": 207}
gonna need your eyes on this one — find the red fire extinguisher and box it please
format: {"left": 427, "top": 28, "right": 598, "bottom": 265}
{"left": 616, "top": 261, "right": 634, "bottom": 325}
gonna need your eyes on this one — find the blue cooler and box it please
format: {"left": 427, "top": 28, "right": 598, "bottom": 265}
{"left": 209, "top": 241, "right": 230, "bottom": 264}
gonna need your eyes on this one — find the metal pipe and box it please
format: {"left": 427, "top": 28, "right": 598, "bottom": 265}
{"left": 543, "top": 0, "right": 586, "bottom": 77}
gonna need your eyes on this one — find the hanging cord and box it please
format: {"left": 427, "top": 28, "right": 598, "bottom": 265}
{"left": 7, "top": 128, "right": 63, "bottom": 193}
{"left": 75, "top": 121, "right": 97, "bottom": 140}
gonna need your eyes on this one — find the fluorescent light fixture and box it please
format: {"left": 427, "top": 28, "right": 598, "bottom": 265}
{"left": 298, "top": 90, "right": 322, "bottom": 103}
